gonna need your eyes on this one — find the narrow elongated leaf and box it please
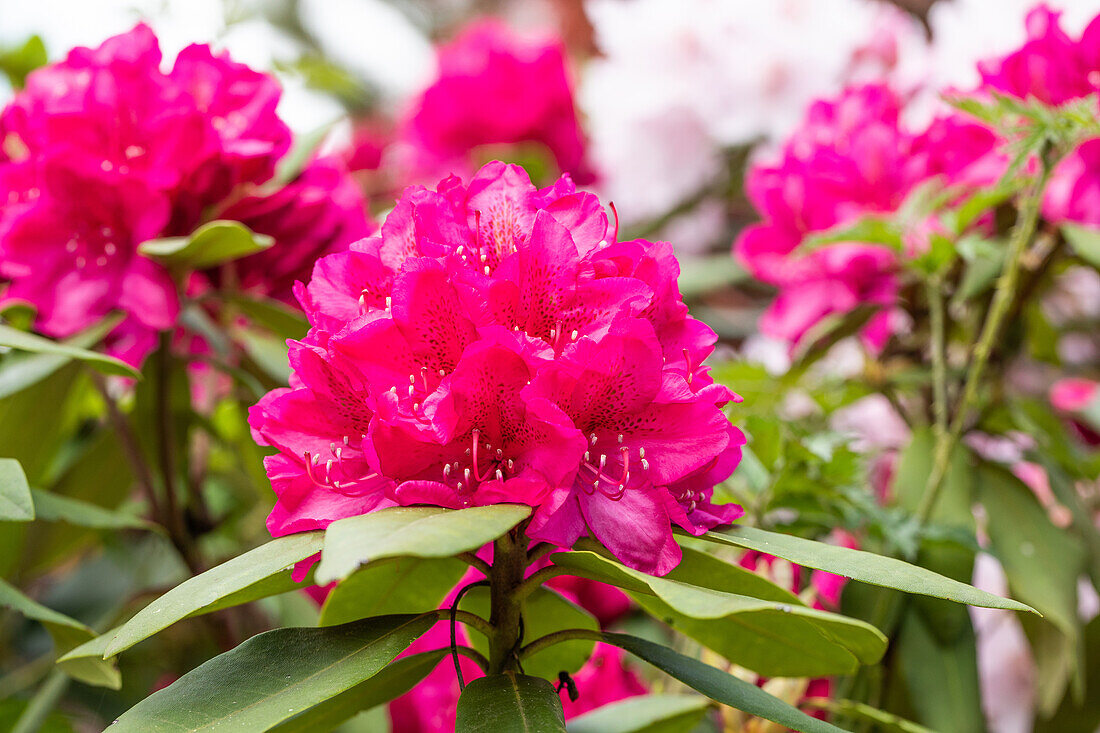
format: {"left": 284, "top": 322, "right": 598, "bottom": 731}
{"left": 0, "top": 578, "right": 120, "bottom": 688}
{"left": 30, "top": 489, "right": 157, "bottom": 531}
{"left": 270, "top": 650, "right": 447, "bottom": 732}
{"left": 696, "top": 525, "right": 1037, "bottom": 613}
{"left": 0, "top": 324, "right": 138, "bottom": 378}
{"left": 138, "top": 220, "right": 273, "bottom": 269}
{"left": 896, "top": 609, "right": 983, "bottom": 733}
{"left": 456, "top": 673, "right": 567, "bottom": 733}
{"left": 1062, "top": 221, "right": 1100, "bottom": 268}
{"left": 553, "top": 551, "right": 885, "bottom": 677}
{"left": 111, "top": 614, "right": 434, "bottom": 732}
{"left": 0, "top": 458, "right": 34, "bottom": 521}
{"left": 801, "top": 698, "right": 934, "bottom": 733}
{"left": 320, "top": 556, "right": 467, "bottom": 625}
{"left": 600, "top": 632, "right": 847, "bottom": 733}
{"left": 227, "top": 294, "right": 309, "bottom": 341}
{"left": 316, "top": 505, "right": 530, "bottom": 585}
{"left": 566, "top": 694, "right": 709, "bottom": 733}
{"left": 104, "top": 531, "right": 323, "bottom": 657}
{"left": 0, "top": 314, "right": 124, "bottom": 398}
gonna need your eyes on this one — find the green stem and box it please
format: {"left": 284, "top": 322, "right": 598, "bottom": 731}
{"left": 429, "top": 608, "right": 494, "bottom": 641}
{"left": 514, "top": 565, "right": 571, "bottom": 601}
{"left": 916, "top": 160, "right": 1052, "bottom": 522}
{"left": 519, "top": 628, "right": 601, "bottom": 661}
{"left": 486, "top": 532, "right": 528, "bottom": 674}
{"left": 457, "top": 552, "right": 492, "bottom": 578}
{"left": 926, "top": 278, "right": 948, "bottom": 439}
{"left": 11, "top": 670, "right": 68, "bottom": 733}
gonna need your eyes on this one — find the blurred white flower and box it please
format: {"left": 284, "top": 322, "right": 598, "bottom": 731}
{"left": 580, "top": 0, "right": 923, "bottom": 234}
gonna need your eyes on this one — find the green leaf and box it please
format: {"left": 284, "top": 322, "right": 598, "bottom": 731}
{"left": 0, "top": 458, "right": 34, "bottom": 521}
{"left": 677, "top": 256, "right": 748, "bottom": 299}
{"left": 0, "top": 35, "right": 47, "bottom": 88}
{"left": 801, "top": 698, "right": 935, "bottom": 733}
{"left": 102, "top": 531, "right": 323, "bottom": 658}
{"left": 0, "top": 314, "right": 125, "bottom": 398}
{"left": 670, "top": 543, "right": 804, "bottom": 604}
{"left": 235, "top": 328, "right": 292, "bottom": 384}
{"left": 456, "top": 673, "right": 567, "bottom": 733}
{"left": 320, "top": 556, "right": 468, "bottom": 625}
{"left": 462, "top": 586, "right": 597, "bottom": 680}
{"left": 316, "top": 505, "right": 531, "bottom": 585}
{"left": 0, "top": 323, "right": 139, "bottom": 378}
{"left": 111, "top": 614, "right": 433, "bottom": 732}
{"left": 566, "top": 694, "right": 709, "bottom": 733}
{"left": 1061, "top": 221, "right": 1100, "bottom": 268}
{"left": 599, "top": 632, "right": 848, "bottom": 733}
{"left": 552, "top": 550, "right": 884, "bottom": 677}
{"left": 0, "top": 577, "right": 120, "bottom": 688}
{"left": 138, "top": 220, "right": 273, "bottom": 270}
{"left": 896, "top": 609, "right": 983, "bottom": 733}
{"left": 30, "top": 489, "right": 157, "bottom": 531}
{"left": 270, "top": 649, "right": 447, "bottom": 732}
{"left": 695, "top": 525, "right": 1037, "bottom": 613}
{"left": 798, "top": 217, "right": 903, "bottom": 254}
{"left": 1035, "top": 615, "right": 1100, "bottom": 733}
{"left": 952, "top": 237, "right": 1006, "bottom": 305}
{"left": 226, "top": 294, "right": 309, "bottom": 341}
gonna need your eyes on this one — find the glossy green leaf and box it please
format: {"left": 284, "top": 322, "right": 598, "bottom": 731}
{"left": 0, "top": 323, "right": 139, "bottom": 378}
{"left": 462, "top": 586, "right": 597, "bottom": 679}
{"left": 553, "top": 551, "right": 884, "bottom": 677}
{"left": 1062, "top": 221, "right": 1100, "bottom": 268}
{"left": 696, "top": 525, "right": 1037, "bottom": 613}
{"left": 0, "top": 577, "right": 120, "bottom": 688}
{"left": 270, "top": 650, "right": 447, "bottom": 732}
{"left": 30, "top": 489, "right": 157, "bottom": 531}
{"left": 235, "top": 328, "right": 292, "bottom": 383}
{"left": 111, "top": 614, "right": 433, "bottom": 732}
{"left": 668, "top": 544, "right": 803, "bottom": 604}
{"left": 599, "top": 632, "right": 847, "bottom": 733}
{"left": 0, "top": 458, "right": 34, "bottom": 521}
{"left": 138, "top": 220, "right": 273, "bottom": 269}
{"left": 566, "top": 694, "right": 709, "bottom": 733}
{"left": 321, "top": 556, "right": 467, "bottom": 625}
{"left": 456, "top": 673, "right": 567, "bottom": 733}
{"left": 316, "top": 505, "right": 531, "bottom": 585}
{"left": 103, "top": 531, "right": 323, "bottom": 658}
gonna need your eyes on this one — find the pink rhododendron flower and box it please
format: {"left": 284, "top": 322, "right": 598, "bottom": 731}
{"left": 976, "top": 6, "right": 1100, "bottom": 228}
{"left": 218, "top": 156, "right": 374, "bottom": 303}
{"left": 250, "top": 161, "right": 744, "bottom": 573}
{"left": 734, "top": 84, "right": 1001, "bottom": 351}
{"left": 0, "top": 24, "right": 314, "bottom": 366}
{"left": 399, "top": 20, "right": 591, "bottom": 183}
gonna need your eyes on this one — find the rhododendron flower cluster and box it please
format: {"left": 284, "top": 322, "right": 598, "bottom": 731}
{"left": 250, "top": 161, "right": 744, "bottom": 574}
{"left": 972, "top": 5, "right": 1100, "bottom": 227}
{"left": 734, "top": 84, "right": 1002, "bottom": 350}
{"left": 0, "top": 24, "right": 369, "bottom": 364}
{"left": 397, "top": 20, "right": 591, "bottom": 183}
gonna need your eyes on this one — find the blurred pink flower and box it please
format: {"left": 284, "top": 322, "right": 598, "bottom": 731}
{"left": 734, "top": 84, "right": 1000, "bottom": 352}
{"left": 250, "top": 162, "right": 743, "bottom": 573}
{"left": 399, "top": 20, "right": 591, "bottom": 183}
{"left": 1050, "top": 377, "right": 1099, "bottom": 412}
{"left": 559, "top": 644, "right": 648, "bottom": 718}
{"left": 219, "top": 156, "right": 374, "bottom": 303}
{"left": 0, "top": 24, "right": 307, "bottom": 366}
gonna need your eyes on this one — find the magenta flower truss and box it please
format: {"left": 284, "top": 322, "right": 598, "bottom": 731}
{"left": 733, "top": 84, "right": 1001, "bottom": 351}
{"left": 400, "top": 19, "right": 592, "bottom": 183}
{"left": 250, "top": 162, "right": 744, "bottom": 574}
{"left": 0, "top": 24, "right": 369, "bottom": 365}
{"left": 976, "top": 5, "right": 1100, "bottom": 227}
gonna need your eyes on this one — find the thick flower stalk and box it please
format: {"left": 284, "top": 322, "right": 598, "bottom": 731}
{"left": 250, "top": 161, "right": 744, "bottom": 574}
